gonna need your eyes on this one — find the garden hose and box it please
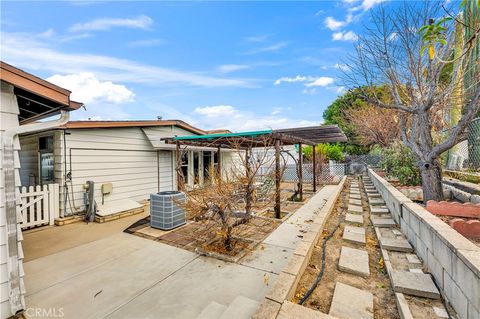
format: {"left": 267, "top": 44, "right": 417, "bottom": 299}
{"left": 298, "top": 208, "right": 343, "bottom": 305}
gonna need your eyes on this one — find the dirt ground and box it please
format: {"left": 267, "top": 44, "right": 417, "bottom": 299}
{"left": 293, "top": 178, "right": 400, "bottom": 319}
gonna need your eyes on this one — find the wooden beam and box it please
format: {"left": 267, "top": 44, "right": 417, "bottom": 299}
{"left": 298, "top": 143, "right": 303, "bottom": 202}
{"left": 275, "top": 139, "right": 281, "bottom": 219}
{"left": 313, "top": 144, "right": 317, "bottom": 192}
{"left": 217, "top": 146, "right": 222, "bottom": 178}
{"left": 176, "top": 141, "right": 184, "bottom": 191}
{"left": 245, "top": 147, "right": 252, "bottom": 218}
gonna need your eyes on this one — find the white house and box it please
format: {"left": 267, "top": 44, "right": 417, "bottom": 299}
{"left": 18, "top": 120, "right": 236, "bottom": 217}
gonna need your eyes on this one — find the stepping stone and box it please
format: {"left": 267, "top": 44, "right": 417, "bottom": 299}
{"left": 343, "top": 225, "right": 366, "bottom": 244}
{"left": 350, "top": 190, "right": 361, "bottom": 195}
{"left": 350, "top": 194, "right": 362, "bottom": 200}
{"left": 391, "top": 270, "right": 441, "bottom": 299}
{"left": 406, "top": 254, "right": 421, "bottom": 265}
{"left": 364, "top": 186, "right": 376, "bottom": 191}
{"left": 348, "top": 204, "right": 363, "bottom": 214}
{"left": 392, "top": 229, "right": 403, "bottom": 236}
{"left": 345, "top": 213, "right": 363, "bottom": 225}
{"left": 338, "top": 246, "right": 370, "bottom": 278}
{"left": 370, "top": 216, "right": 396, "bottom": 227}
{"left": 370, "top": 206, "right": 390, "bottom": 215}
{"left": 366, "top": 191, "right": 381, "bottom": 197}
{"left": 349, "top": 199, "right": 362, "bottom": 206}
{"left": 329, "top": 282, "right": 373, "bottom": 319}
{"left": 433, "top": 306, "right": 449, "bottom": 318}
{"left": 369, "top": 198, "right": 386, "bottom": 206}
{"left": 380, "top": 237, "right": 413, "bottom": 252}
{"left": 409, "top": 268, "right": 423, "bottom": 274}
{"left": 350, "top": 187, "right": 360, "bottom": 192}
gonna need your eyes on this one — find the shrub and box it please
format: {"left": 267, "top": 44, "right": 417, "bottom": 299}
{"left": 303, "top": 143, "right": 345, "bottom": 162}
{"left": 379, "top": 141, "right": 421, "bottom": 186}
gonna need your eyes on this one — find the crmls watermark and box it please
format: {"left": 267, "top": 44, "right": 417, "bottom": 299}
{"left": 24, "top": 307, "right": 65, "bottom": 318}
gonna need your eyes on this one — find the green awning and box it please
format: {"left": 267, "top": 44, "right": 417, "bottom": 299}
{"left": 173, "top": 129, "right": 273, "bottom": 141}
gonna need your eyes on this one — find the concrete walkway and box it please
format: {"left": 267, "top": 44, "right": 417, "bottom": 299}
{"left": 24, "top": 186, "right": 337, "bottom": 319}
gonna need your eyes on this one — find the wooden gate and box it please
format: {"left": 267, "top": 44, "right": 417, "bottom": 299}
{"left": 18, "top": 184, "right": 60, "bottom": 229}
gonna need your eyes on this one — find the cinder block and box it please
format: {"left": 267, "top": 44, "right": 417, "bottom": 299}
{"left": 451, "top": 253, "right": 480, "bottom": 311}
{"left": 419, "top": 220, "right": 434, "bottom": 252}
{"left": 409, "top": 212, "right": 420, "bottom": 235}
{"left": 415, "top": 237, "right": 428, "bottom": 262}
{"left": 432, "top": 234, "right": 453, "bottom": 275}
{"left": 444, "top": 271, "right": 469, "bottom": 319}
{"left": 468, "top": 303, "right": 480, "bottom": 319}
{"left": 427, "top": 249, "right": 445, "bottom": 289}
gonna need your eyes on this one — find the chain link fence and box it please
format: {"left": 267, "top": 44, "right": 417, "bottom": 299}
{"left": 444, "top": 118, "right": 480, "bottom": 173}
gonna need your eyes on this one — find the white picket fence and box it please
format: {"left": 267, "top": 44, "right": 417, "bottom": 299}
{"left": 18, "top": 183, "right": 60, "bottom": 229}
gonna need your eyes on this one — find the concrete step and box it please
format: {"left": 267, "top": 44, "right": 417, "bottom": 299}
{"left": 370, "top": 216, "right": 396, "bottom": 228}
{"left": 350, "top": 194, "right": 362, "bottom": 200}
{"left": 347, "top": 204, "right": 363, "bottom": 214}
{"left": 366, "top": 192, "right": 382, "bottom": 198}
{"left": 368, "top": 198, "right": 386, "bottom": 206}
{"left": 370, "top": 206, "right": 390, "bottom": 215}
{"left": 219, "top": 295, "right": 259, "bottom": 319}
{"left": 329, "top": 282, "right": 373, "bottom": 319}
{"left": 343, "top": 225, "right": 366, "bottom": 245}
{"left": 349, "top": 199, "right": 362, "bottom": 206}
{"left": 379, "top": 237, "right": 413, "bottom": 253}
{"left": 196, "top": 301, "right": 228, "bottom": 319}
{"left": 345, "top": 213, "right": 363, "bottom": 225}
{"left": 391, "top": 271, "right": 441, "bottom": 300}
{"left": 338, "top": 246, "right": 370, "bottom": 278}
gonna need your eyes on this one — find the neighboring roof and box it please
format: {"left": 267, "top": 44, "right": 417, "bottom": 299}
{"left": 0, "top": 61, "right": 83, "bottom": 124}
{"left": 60, "top": 120, "right": 206, "bottom": 135}
{"left": 165, "top": 125, "right": 348, "bottom": 149}
{"left": 206, "top": 129, "right": 232, "bottom": 134}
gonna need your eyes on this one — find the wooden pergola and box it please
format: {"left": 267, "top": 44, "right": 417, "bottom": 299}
{"left": 163, "top": 125, "right": 347, "bottom": 219}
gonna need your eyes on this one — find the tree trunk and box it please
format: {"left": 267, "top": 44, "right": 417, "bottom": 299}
{"left": 419, "top": 159, "right": 444, "bottom": 203}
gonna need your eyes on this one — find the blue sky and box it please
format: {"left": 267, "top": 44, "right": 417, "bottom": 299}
{"left": 1, "top": 0, "right": 388, "bottom": 131}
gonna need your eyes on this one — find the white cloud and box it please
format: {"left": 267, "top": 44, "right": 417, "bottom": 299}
{"left": 193, "top": 105, "right": 317, "bottom": 131}
{"left": 350, "top": 0, "right": 386, "bottom": 12}
{"left": 1, "top": 32, "right": 251, "bottom": 88}
{"left": 304, "top": 77, "right": 335, "bottom": 87}
{"left": 127, "top": 38, "right": 164, "bottom": 47}
{"left": 274, "top": 75, "right": 334, "bottom": 87}
{"left": 47, "top": 72, "right": 135, "bottom": 104}
{"left": 70, "top": 15, "right": 153, "bottom": 32}
{"left": 194, "top": 105, "right": 237, "bottom": 118}
{"left": 332, "top": 31, "right": 358, "bottom": 41}
{"left": 218, "top": 64, "right": 250, "bottom": 73}
{"left": 274, "top": 75, "right": 310, "bottom": 85}
{"left": 324, "top": 14, "right": 353, "bottom": 31}
{"left": 334, "top": 63, "right": 350, "bottom": 71}
{"left": 246, "top": 41, "right": 288, "bottom": 54}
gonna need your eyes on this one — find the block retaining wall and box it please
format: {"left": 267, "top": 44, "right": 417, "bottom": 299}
{"left": 368, "top": 169, "right": 480, "bottom": 319}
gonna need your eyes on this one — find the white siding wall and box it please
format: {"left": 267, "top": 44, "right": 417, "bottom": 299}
{"left": 59, "top": 127, "right": 161, "bottom": 215}
{"left": 18, "top": 135, "right": 39, "bottom": 187}
{"left": 0, "top": 82, "right": 25, "bottom": 318}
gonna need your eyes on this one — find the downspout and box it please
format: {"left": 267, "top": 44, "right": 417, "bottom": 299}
{"left": 2, "top": 110, "right": 70, "bottom": 316}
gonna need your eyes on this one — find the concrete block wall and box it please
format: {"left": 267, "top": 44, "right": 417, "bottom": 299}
{"left": 368, "top": 169, "right": 480, "bottom": 319}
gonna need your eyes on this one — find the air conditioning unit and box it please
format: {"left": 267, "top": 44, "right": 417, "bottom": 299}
{"left": 150, "top": 191, "right": 186, "bottom": 230}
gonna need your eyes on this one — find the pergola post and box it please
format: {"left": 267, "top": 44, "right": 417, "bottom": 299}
{"left": 217, "top": 146, "right": 222, "bottom": 179}
{"left": 274, "top": 139, "right": 281, "bottom": 219}
{"left": 312, "top": 144, "right": 317, "bottom": 192}
{"left": 176, "top": 141, "right": 184, "bottom": 191}
{"left": 245, "top": 147, "right": 252, "bottom": 217}
{"left": 298, "top": 143, "right": 303, "bottom": 201}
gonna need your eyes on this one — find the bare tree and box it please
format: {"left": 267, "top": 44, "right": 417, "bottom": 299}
{"left": 343, "top": 1, "right": 480, "bottom": 202}
{"left": 182, "top": 137, "right": 283, "bottom": 252}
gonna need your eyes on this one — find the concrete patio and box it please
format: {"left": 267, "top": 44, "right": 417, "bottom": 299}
{"left": 23, "top": 185, "right": 339, "bottom": 318}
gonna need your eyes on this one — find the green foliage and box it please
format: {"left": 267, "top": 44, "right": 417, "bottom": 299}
{"left": 303, "top": 143, "right": 345, "bottom": 162}
{"left": 418, "top": 17, "right": 452, "bottom": 59}
{"left": 322, "top": 86, "right": 391, "bottom": 155}
{"left": 379, "top": 141, "right": 422, "bottom": 186}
